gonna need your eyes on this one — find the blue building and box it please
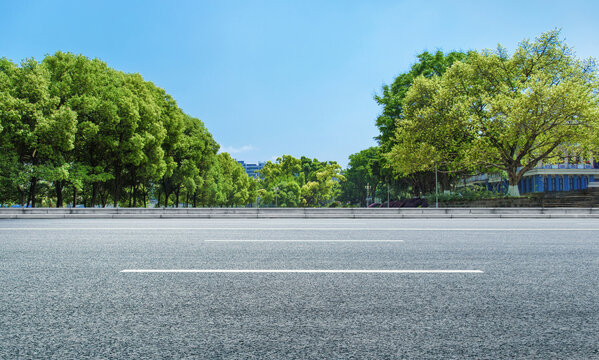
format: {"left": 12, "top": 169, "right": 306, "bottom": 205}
{"left": 467, "top": 161, "right": 599, "bottom": 194}
{"left": 237, "top": 161, "right": 266, "bottom": 178}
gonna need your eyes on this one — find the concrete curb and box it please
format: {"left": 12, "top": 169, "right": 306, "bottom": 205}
{"left": 1, "top": 208, "right": 599, "bottom": 219}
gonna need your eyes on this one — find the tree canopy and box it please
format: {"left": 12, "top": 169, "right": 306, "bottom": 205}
{"left": 338, "top": 147, "right": 381, "bottom": 206}
{"left": 372, "top": 50, "right": 468, "bottom": 195}
{"left": 374, "top": 50, "right": 468, "bottom": 149}
{"left": 257, "top": 155, "right": 344, "bottom": 207}
{"left": 0, "top": 52, "right": 254, "bottom": 207}
{"left": 387, "top": 30, "right": 599, "bottom": 196}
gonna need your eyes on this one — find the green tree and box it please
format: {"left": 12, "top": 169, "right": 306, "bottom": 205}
{"left": 260, "top": 175, "right": 302, "bottom": 207}
{"left": 374, "top": 51, "right": 467, "bottom": 195}
{"left": 0, "top": 57, "right": 23, "bottom": 205}
{"left": 0, "top": 51, "right": 250, "bottom": 209}
{"left": 221, "top": 153, "right": 254, "bottom": 206}
{"left": 375, "top": 50, "right": 467, "bottom": 148}
{"left": 389, "top": 30, "right": 599, "bottom": 196}
{"left": 202, "top": 153, "right": 254, "bottom": 207}
{"left": 300, "top": 161, "right": 344, "bottom": 206}
{"left": 2, "top": 58, "right": 78, "bottom": 207}
{"left": 257, "top": 155, "right": 344, "bottom": 207}
{"left": 338, "top": 147, "right": 380, "bottom": 206}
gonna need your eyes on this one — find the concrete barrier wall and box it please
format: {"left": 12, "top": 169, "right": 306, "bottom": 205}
{"left": 1, "top": 207, "right": 599, "bottom": 218}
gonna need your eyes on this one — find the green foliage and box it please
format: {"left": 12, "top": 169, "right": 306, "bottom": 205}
{"left": 213, "top": 153, "right": 254, "bottom": 207}
{"left": 0, "top": 52, "right": 247, "bottom": 208}
{"left": 387, "top": 30, "right": 599, "bottom": 197}
{"left": 338, "top": 147, "right": 380, "bottom": 206}
{"left": 373, "top": 50, "right": 468, "bottom": 195}
{"left": 338, "top": 146, "right": 415, "bottom": 205}
{"left": 424, "top": 185, "right": 508, "bottom": 203}
{"left": 257, "top": 155, "right": 344, "bottom": 207}
{"left": 374, "top": 50, "right": 468, "bottom": 148}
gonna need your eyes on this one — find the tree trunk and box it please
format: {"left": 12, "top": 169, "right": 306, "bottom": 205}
{"left": 507, "top": 185, "right": 520, "bottom": 197}
{"left": 133, "top": 184, "right": 138, "bottom": 208}
{"left": 18, "top": 187, "right": 25, "bottom": 207}
{"left": 128, "top": 184, "right": 133, "bottom": 207}
{"left": 55, "top": 180, "right": 63, "bottom": 207}
{"left": 193, "top": 192, "right": 197, "bottom": 208}
{"left": 113, "top": 170, "right": 121, "bottom": 207}
{"left": 91, "top": 182, "right": 97, "bottom": 207}
{"left": 165, "top": 191, "right": 170, "bottom": 207}
{"left": 100, "top": 185, "right": 107, "bottom": 207}
{"left": 73, "top": 186, "right": 77, "bottom": 208}
{"left": 507, "top": 170, "right": 522, "bottom": 197}
{"left": 175, "top": 187, "right": 180, "bottom": 208}
{"left": 28, "top": 177, "right": 38, "bottom": 208}
{"left": 441, "top": 172, "right": 450, "bottom": 193}
{"left": 371, "top": 184, "right": 377, "bottom": 204}
{"left": 142, "top": 185, "right": 147, "bottom": 207}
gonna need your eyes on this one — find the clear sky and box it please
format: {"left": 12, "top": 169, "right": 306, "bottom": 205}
{"left": 2, "top": 0, "right": 598, "bottom": 167}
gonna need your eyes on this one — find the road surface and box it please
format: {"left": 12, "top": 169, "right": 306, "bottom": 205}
{"left": 1, "top": 218, "right": 598, "bottom": 358}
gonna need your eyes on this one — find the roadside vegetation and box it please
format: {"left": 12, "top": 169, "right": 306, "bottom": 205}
{"left": 423, "top": 185, "right": 508, "bottom": 205}
{"left": 0, "top": 52, "right": 254, "bottom": 207}
{"left": 257, "top": 155, "right": 344, "bottom": 207}
{"left": 338, "top": 30, "right": 599, "bottom": 206}
{"left": 2, "top": 30, "right": 597, "bottom": 207}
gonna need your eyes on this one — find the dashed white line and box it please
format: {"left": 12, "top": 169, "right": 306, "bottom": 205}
{"left": 204, "top": 239, "right": 404, "bottom": 242}
{"left": 120, "top": 269, "right": 484, "bottom": 273}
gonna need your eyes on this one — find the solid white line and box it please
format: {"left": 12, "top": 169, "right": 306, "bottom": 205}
{"left": 204, "top": 239, "right": 404, "bottom": 242}
{"left": 120, "top": 269, "right": 484, "bottom": 273}
{"left": 1, "top": 227, "right": 598, "bottom": 231}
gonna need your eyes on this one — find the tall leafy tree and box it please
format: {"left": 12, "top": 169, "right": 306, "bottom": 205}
{"left": 389, "top": 30, "right": 599, "bottom": 196}
{"left": 338, "top": 147, "right": 381, "bottom": 206}
{"left": 216, "top": 153, "right": 254, "bottom": 206}
{"left": 0, "top": 52, "right": 231, "bottom": 208}
{"left": 300, "top": 160, "right": 344, "bottom": 207}
{"left": 43, "top": 52, "right": 109, "bottom": 206}
{"left": 0, "top": 58, "right": 25, "bottom": 205}
{"left": 4, "top": 58, "right": 78, "bottom": 207}
{"left": 374, "top": 50, "right": 467, "bottom": 195}
{"left": 374, "top": 50, "right": 468, "bottom": 148}
{"left": 258, "top": 155, "right": 344, "bottom": 207}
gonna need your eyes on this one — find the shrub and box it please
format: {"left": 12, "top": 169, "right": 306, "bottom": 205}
{"left": 425, "top": 185, "right": 508, "bottom": 203}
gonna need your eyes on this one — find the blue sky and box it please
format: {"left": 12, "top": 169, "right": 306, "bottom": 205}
{"left": 2, "top": 0, "right": 598, "bottom": 167}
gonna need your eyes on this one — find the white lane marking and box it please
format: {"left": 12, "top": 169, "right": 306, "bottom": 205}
{"left": 1, "top": 227, "right": 598, "bottom": 231}
{"left": 204, "top": 239, "right": 404, "bottom": 242}
{"left": 120, "top": 269, "right": 484, "bottom": 273}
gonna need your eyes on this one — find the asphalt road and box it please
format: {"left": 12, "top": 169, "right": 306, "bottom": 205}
{"left": 1, "top": 218, "right": 598, "bottom": 359}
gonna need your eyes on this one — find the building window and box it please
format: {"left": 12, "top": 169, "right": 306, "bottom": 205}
{"left": 568, "top": 176, "right": 573, "bottom": 190}
{"left": 559, "top": 176, "right": 564, "bottom": 191}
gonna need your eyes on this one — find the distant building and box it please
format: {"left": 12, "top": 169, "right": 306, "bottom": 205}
{"left": 237, "top": 160, "right": 266, "bottom": 178}
{"left": 465, "top": 160, "right": 599, "bottom": 194}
